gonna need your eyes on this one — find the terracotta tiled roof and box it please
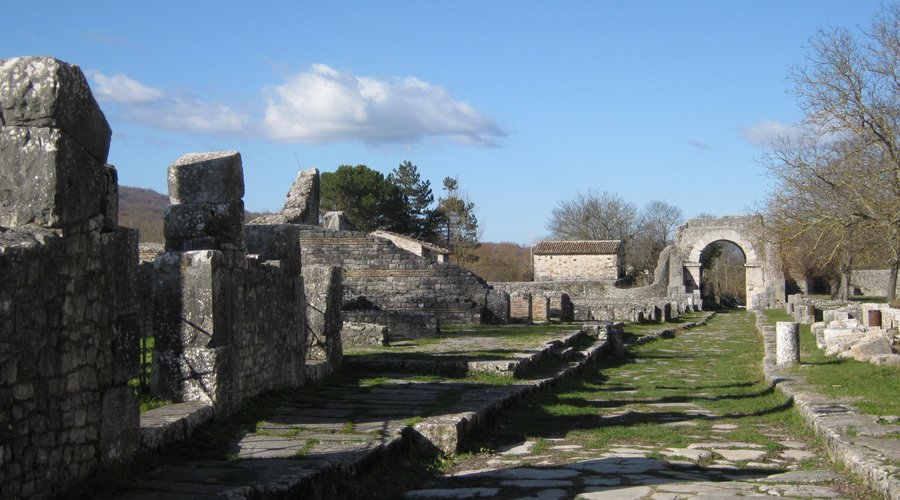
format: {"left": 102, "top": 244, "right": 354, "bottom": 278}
{"left": 533, "top": 240, "right": 621, "bottom": 255}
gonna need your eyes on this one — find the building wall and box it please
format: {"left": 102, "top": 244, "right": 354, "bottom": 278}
{"left": 533, "top": 253, "right": 619, "bottom": 281}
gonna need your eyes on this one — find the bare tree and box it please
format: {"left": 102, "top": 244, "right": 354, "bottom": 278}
{"left": 547, "top": 190, "right": 642, "bottom": 268}
{"left": 765, "top": 5, "right": 900, "bottom": 300}
{"left": 631, "top": 200, "right": 684, "bottom": 282}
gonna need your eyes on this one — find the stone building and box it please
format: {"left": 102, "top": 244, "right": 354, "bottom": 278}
{"left": 532, "top": 240, "right": 624, "bottom": 281}
{"left": 371, "top": 230, "right": 450, "bottom": 263}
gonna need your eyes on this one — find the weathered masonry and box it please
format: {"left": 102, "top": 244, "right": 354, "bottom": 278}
{"left": 533, "top": 240, "right": 623, "bottom": 281}
{"left": 0, "top": 56, "right": 140, "bottom": 499}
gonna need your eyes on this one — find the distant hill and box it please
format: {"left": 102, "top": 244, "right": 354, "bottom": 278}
{"left": 465, "top": 242, "right": 533, "bottom": 282}
{"left": 118, "top": 186, "right": 273, "bottom": 243}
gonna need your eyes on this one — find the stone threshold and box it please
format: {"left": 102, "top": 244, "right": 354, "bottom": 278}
{"left": 754, "top": 311, "right": 900, "bottom": 500}
{"left": 343, "top": 329, "right": 589, "bottom": 377}
{"left": 139, "top": 401, "right": 215, "bottom": 451}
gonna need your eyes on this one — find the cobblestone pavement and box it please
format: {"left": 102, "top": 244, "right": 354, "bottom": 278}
{"left": 402, "top": 312, "right": 873, "bottom": 499}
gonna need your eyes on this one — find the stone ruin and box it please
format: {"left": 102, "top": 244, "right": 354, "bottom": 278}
{"left": 0, "top": 56, "right": 139, "bottom": 499}
{"left": 787, "top": 294, "right": 900, "bottom": 366}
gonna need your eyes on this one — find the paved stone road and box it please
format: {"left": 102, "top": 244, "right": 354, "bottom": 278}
{"left": 402, "top": 312, "right": 871, "bottom": 499}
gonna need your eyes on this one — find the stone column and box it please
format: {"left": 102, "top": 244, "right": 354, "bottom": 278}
{"left": 775, "top": 321, "right": 800, "bottom": 366}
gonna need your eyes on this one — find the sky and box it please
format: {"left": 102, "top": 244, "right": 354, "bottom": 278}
{"left": 1, "top": 1, "right": 886, "bottom": 244}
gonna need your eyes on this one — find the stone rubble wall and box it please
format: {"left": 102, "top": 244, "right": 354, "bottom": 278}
{"left": 0, "top": 57, "right": 139, "bottom": 499}
{"left": 298, "top": 229, "right": 491, "bottom": 323}
{"left": 151, "top": 153, "right": 307, "bottom": 416}
{"left": 850, "top": 269, "right": 900, "bottom": 297}
{"left": 341, "top": 310, "right": 438, "bottom": 342}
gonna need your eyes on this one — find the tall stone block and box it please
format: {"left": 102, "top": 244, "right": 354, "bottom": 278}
{"left": 302, "top": 265, "right": 343, "bottom": 371}
{"left": 151, "top": 250, "right": 237, "bottom": 411}
{"left": 484, "top": 289, "right": 510, "bottom": 324}
{"left": 0, "top": 56, "right": 111, "bottom": 162}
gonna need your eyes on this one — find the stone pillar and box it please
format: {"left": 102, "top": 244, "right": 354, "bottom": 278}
{"left": 775, "top": 321, "right": 800, "bottom": 366}
{"left": 302, "top": 265, "right": 343, "bottom": 380}
{"left": 485, "top": 289, "right": 510, "bottom": 324}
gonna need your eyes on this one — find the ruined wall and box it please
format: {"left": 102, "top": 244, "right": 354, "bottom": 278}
{"left": 299, "top": 229, "right": 491, "bottom": 323}
{"left": 151, "top": 152, "right": 307, "bottom": 415}
{"left": 341, "top": 310, "right": 438, "bottom": 342}
{"left": 850, "top": 270, "right": 900, "bottom": 297}
{"left": 0, "top": 57, "right": 139, "bottom": 498}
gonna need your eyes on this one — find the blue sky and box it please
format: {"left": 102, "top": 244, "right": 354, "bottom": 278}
{"left": 2, "top": 1, "right": 885, "bottom": 243}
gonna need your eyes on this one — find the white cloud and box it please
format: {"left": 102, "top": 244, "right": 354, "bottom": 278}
{"left": 262, "top": 64, "right": 506, "bottom": 146}
{"left": 88, "top": 70, "right": 247, "bottom": 135}
{"left": 127, "top": 97, "right": 247, "bottom": 134}
{"left": 88, "top": 71, "right": 165, "bottom": 103}
{"left": 739, "top": 119, "right": 802, "bottom": 148}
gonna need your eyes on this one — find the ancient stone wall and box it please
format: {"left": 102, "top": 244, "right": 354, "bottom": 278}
{"left": 0, "top": 57, "right": 139, "bottom": 498}
{"left": 341, "top": 310, "right": 438, "bottom": 342}
{"left": 850, "top": 270, "right": 900, "bottom": 297}
{"left": 299, "top": 229, "right": 491, "bottom": 323}
{"left": 151, "top": 153, "right": 307, "bottom": 415}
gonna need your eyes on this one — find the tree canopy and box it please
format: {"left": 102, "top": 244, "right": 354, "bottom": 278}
{"left": 763, "top": 5, "right": 900, "bottom": 300}
{"left": 320, "top": 165, "right": 409, "bottom": 232}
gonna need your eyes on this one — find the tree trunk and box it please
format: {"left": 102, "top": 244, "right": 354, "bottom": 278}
{"left": 887, "top": 259, "right": 899, "bottom": 302}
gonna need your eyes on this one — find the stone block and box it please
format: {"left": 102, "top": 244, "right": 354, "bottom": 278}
{"left": 281, "top": 167, "right": 319, "bottom": 225}
{"left": 484, "top": 289, "right": 510, "bottom": 324}
{"left": 167, "top": 151, "right": 243, "bottom": 204}
{"left": 152, "top": 251, "right": 231, "bottom": 351}
{"left": 0, "top": 126, "right": 107, "bottom": 227}
{"left": 302, "top": 265, "right": 342, "bottom": 367}
{"left": 244, "top": 223, "right": 301, "bottom": 276}
{"left": 849, "top": 333, "right": 893, "bottom": 361}
{"left": 341, "top": 321, "right": 386, "bottom": 346}
{"left": 163, "top": 200, "right": 244, "bottom": 251}
{"left": 0, "top": 56, "right": 111, "bottom": 161}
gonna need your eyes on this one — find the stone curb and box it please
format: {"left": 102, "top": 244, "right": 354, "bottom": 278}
{"left": 344, "top": 329, "right": 588, "bottom": 377}
{"left": 753, "top": 311, "right": 900, "bottom": 500}
{"left": 626, "top": 310, "right": 718, "bottom": 347}
{"left": 412, "top": 333, "right": 609, "bottom": 454}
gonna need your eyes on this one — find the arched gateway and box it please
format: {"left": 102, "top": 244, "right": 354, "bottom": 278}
{"left": 673, "top": 216, "right": 785, "bottom": 309}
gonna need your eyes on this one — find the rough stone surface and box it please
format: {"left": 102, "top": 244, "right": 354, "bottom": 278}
{"left": 0, "top": 56, "right": 111, "bottom": 161}
{"left": 775, "top": 321, "right": 799, "bottom": 365}
{"left": 0, "top": 58, "right": 138, "bottom": 499}
{"left": 342, "top": 309, "right": 437, "bottom": 342}
{"left": 300, "top": 228, "right": 491, "bottom": 324}
{"left": 0, "top": 126, "right": 110, "bottom": 228}
{"left": 166, "top": 151, "right": 243, "bottom": 204}
{"left": 303, "top": 265, "right": 343, "bottom": 368}
{"left": 281, "top": 167, "right": 319, "bottom": 225}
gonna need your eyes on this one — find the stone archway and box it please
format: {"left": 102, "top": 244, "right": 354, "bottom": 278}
{"left": 673, "top": 216, "right": 785, "bottom": 309}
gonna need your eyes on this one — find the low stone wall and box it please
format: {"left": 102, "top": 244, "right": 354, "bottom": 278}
{"left": 341, "top": 310, "right": 438, "bottom": 342}
{"left": 300, "top": 229, "right": 491, "bottom": 323}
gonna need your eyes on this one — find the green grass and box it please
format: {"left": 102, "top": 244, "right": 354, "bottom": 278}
{"left": 764, "top": 310, "right": 900, "bottom": 417}
{"left": 466, "top": 311, "right": 812, "bottom": 455}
